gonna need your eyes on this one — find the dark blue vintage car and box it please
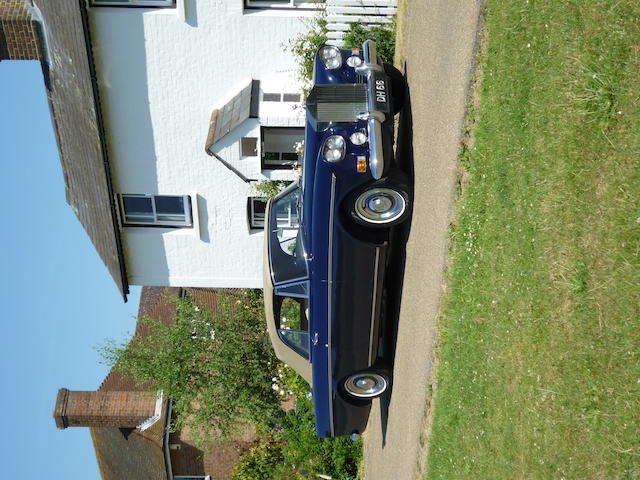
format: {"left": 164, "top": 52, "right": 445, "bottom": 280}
{"left": 263, "top": 40, "right": 411, "bottom": 438}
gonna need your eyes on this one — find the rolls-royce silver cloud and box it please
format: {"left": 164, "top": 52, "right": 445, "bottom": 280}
{"left": 263, "top": 40, "right": 411, "bottom": 438}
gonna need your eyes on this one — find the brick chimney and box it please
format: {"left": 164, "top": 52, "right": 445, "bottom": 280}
{"left": 53, "top": 388, "right": 160, "bottom": 430}
{"left": 0, "top": 0, "right": 44, "bottom": 61}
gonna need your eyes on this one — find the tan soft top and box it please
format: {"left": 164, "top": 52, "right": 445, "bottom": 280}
{"left": 263, "top": 199, "right": 313, "bottom": 385}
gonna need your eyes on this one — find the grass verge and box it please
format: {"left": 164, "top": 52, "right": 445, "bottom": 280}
{"left": 426, "top": 1, "right": 640, "bottom": 479}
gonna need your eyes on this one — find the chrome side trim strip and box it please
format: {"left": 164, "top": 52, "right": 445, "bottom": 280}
{"left": 327, "top": 173, "right": 337, "bottom": 438}
{"left": 368, "top": 247, "right": 381, "bottom": 366}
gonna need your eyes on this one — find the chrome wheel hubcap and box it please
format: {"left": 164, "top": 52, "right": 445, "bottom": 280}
{"left": 344, "top": 372, "right": 388, "bottom": 398}
{"left": 354, "top": 187, "right": 406, "bottom": 224}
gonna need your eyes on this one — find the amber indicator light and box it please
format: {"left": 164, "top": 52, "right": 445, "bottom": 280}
{"left": 357, "top": 156, "right": 367, "bottom": 173}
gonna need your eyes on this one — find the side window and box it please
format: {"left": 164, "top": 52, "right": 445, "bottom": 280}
{"left": 274, "top": 295, "right": 309, "bottom": 359}
{"left": 120, "top": 194, "right": 192, "bottom": 227}
{"left": 268, "top": 186, "right": 307, "bottom": 283}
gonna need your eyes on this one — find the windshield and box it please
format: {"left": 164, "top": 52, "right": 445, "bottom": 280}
{"left": 268, "top": 185, "right": 308, "bottom": 284}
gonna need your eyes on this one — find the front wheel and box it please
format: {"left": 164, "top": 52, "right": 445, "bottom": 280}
{"left": 349, "top": 179, "right": 411, "bottom": 228}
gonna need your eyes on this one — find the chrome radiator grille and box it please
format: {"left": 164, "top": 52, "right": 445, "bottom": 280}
{"left": 307, "top": 84, "right": 367, "bottom": 123}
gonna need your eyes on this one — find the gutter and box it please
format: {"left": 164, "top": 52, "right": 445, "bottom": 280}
{"left": 76, "top": 0, "right": 130, "bottom": 301}
{"left": 163, "top": 399, "right": 174, "bottom": 480}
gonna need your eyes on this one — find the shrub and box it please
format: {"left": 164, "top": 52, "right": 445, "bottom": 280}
{"left": 289, "top": 17, "right": 396, "bottom": 87}
{"left": 252, "top": 180, "right": 290, "bottom": 199}
{"left": 288, "top": 17, "right": 328, "bottom": 87}
{"left": 99, "top": 290, "right": 282, "bottom": 446}
{"left": 342, "top": 22, "right": 396, "bottom": 64}
{"left": 281, "top": 397, "right": 363, "bottom": 480}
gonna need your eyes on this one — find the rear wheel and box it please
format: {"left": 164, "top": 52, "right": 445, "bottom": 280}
{"left": 343, "top": 370, "right": 390, "bottom": 399}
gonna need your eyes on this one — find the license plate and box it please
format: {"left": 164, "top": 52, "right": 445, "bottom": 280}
{"left": 371, "top": 71, "right": 390, "bottom": 113}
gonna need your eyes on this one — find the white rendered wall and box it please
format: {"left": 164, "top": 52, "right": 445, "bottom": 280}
{"left": 89, "top": 1, "right": 312, "bottom": 288}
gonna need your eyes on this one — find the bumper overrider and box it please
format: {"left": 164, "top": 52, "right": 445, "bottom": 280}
{"left": 355, "top": 40, "right": 388, "bottom": 180}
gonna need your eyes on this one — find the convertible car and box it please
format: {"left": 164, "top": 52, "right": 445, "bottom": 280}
{"left": 263, "top": 40, "right": 411, "bottom": 438}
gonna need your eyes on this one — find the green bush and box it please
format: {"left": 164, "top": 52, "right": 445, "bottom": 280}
{"left": 342, "top": 22, "right": 396, "bottom": 65}
{"left": 252, "top": 180, "right": 290, "bottom": 199}
{"left": 99, "top": 290, "right": 283, "bottom": 445}
{"left": 289, "top": 18, "right": 396, "bottom": 87}
{"left": 281, "top": 397, "right": 363, "bottom": 480}
{"left": 232, "top": 439, "right": 284, "bottom": 480}
{"left": 288, "top": 17, "right": 328, "bottom": 87}
{"left": 233, "top": 396, "right": 362, "bottom": 480}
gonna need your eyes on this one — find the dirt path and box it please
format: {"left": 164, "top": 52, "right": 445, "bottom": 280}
{"left": 363, "top": 1, "right": 484, "bottom": 479}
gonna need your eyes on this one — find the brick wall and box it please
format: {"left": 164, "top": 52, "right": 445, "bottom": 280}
{"left": 168, "top": 422, "right": 256, "bottom": 480}
{"left": 53, "top": 388, "right": 158, "bottom": 429}
{"left": 0, "top": 0, "right": 44, "bottom": 60}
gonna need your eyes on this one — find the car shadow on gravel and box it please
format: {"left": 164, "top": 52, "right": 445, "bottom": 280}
{"left": 377, "top": 68, "right": 414, "bottom": 447}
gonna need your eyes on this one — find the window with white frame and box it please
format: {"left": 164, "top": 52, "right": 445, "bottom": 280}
{"left": 91, "top": 0, "right": 175, "bottom": 7}
{"left": 120, "top": 195, "right": 192, "bottom": 227}
{"left": 245, "top": 0, "right": 321, "bottom": 9}
{"left": 262, "top": 92, "right": 302, "bottom": 103}
{"left": 248, "top": 197, "right": 267, "bottom": 229}
{"left": 261, "top": 127, "right": 304, "bottom": 170}
{"left": 241, "top": 137, "right": 258, "bottom": 157}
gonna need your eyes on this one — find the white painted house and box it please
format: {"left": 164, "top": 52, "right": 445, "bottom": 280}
{"left": 3, "top": 0, "right": 324, "bottom": 299}
{"left": 88, "top": 1, "right": 318, "bottom": 291}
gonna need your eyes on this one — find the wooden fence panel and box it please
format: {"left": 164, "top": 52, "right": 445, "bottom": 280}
{"left": 325, "top": 0, "right": 397, "bottom": 47}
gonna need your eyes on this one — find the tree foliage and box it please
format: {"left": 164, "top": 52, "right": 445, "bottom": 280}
{"left": 99, "top": 290, "right": 281, "bottom": 446}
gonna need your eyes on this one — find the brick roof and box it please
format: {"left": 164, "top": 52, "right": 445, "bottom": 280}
{"left": 34, "top": 0, "right": 128, "bottom": 299}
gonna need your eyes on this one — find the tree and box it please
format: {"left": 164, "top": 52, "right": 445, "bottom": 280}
{"left": 99, "top": 290, "right": 282, "bottom": 446}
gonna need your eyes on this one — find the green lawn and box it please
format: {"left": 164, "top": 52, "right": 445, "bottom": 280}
{"left": 425, "top": 1, "right": 640, "bottom": 479}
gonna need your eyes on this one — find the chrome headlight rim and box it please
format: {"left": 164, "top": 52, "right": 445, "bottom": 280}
{"left": 319, "top": 46, "right": 343, "bottom": 70}
{"left": 350, "top": 130, "right": 368, "bottom": 146}
{"left": 346, "top": 55, "right": 363, "bottom": 68}
{"left": 322, "top": 135, "right": 346, "bottom": 163}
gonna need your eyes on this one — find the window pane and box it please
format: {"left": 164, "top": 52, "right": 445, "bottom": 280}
{"left": 126, "top": 216, "right": 155, "bottom": 223}
{"left": 123, "top": 196, "right": 153, "bottom": 216}
{"left": 241, "top": 137, "right": 258, "bottom": 157}
{"left": 268, "top": 186, "right": 307, "bottom": 283}
{"left": 275, "top": 281, "right": 308, "bottom": 298}
{"left": 283, "top": 93, "right": 301, "bottom": 102}
{"left": 275, "top": 296, "right": 309, "bottom": 359}
{"left": 278, "top": 330, "right": 309, "bottom": 358}
{"left": 263, "top": 93, "right": 281, "bottom": 102}
{"left": 156, "top": 215, "right": 186, "bottom": 222}
{"left": 154, "top": 196, "right": 185, "bottom": 215}
{"left": 252, "top": 198, "right": 267, "bottom": 215}
{"left": 281, "top": 152, "right": 298, "bottom": 161}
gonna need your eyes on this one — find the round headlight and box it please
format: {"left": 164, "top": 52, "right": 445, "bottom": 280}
{"left": 320, "top": 46, "right": 343, "bottom": 70}
{"left": 350, "top": 131, "right": 368, "bottom": 146}
{"left": 346, "top": 55, "right": 363, "bottom": 68}
{"left": 323, "top": 135, "right": 346, "bottom": 163}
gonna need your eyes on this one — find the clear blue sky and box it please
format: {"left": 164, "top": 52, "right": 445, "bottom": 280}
{"left": 0, "top": 60, "right": 141, "bottom": 478}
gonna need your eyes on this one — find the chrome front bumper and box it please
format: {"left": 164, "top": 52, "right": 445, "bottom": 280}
{"left": 355, "top": 40, "right": 387, "bottom": 180}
